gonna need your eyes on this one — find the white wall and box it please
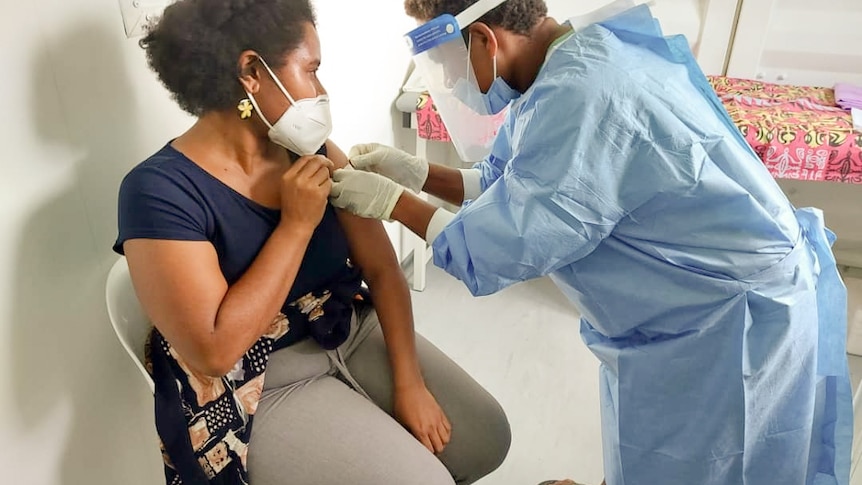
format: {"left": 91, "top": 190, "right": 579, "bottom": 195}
{"left": 547, "top": 0, "right": 705, "bottom": 42}
{"left": 0, "top": 0, "right": 417, "bottom": 483}
{"left": 728, "top": 0, "right": 862, "bottom": 86}
{"left": 1, "top": 0, "right": 188, "bottom": 482}
{"left": 316, "top": 1, "right": 418, "bottom": 257}
{"left": 546, "top": 0, "right": 737, "bottom": 75}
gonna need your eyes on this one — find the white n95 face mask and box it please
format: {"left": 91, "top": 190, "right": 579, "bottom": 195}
{"left": 245, "top": 57, "right": 332, "bottom": 156}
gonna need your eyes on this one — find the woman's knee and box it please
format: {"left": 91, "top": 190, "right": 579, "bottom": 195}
{"left": 391, "top": 454, "right": 458, "bottom": 485}
{"left": 473, "top": 398, "right": 512, "bottom": 479}
{"left": 442, "top": 391, "right": 511, "bottom": 484}
{"left": 484, "top": 397, "right": 512, "bottom": 472}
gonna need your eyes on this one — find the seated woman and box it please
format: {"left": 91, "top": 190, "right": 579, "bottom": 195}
{"left": 113, "top": 0, "right": 510, "bottom": 483}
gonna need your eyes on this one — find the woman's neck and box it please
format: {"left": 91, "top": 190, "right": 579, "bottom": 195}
{"left": 174, "top": 111, "right": 287, "bottom": 174}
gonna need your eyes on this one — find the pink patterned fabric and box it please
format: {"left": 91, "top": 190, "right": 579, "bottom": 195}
{"left": 414, "top": 93, "right": 507, "bottom": 145}
{"left": 709, "top": 76, "right": 862, "bottom": 184}
{"left": 415, "top": 93, "right": 452, "bottom": 143}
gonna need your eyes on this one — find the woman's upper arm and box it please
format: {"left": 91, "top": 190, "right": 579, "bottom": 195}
{"left": 117, "top": 165, "right": 227, "bottom": 358}
{"left": 325, "top": 140, "right": 350, "bottom": 169}
{"left": 123, "top": 238, "right": 228, "bottom": 364}
{"left": 335, "top": 210, "right": 401, "bottom": 280}
{"left": 325, "top": 140, "right": 401, "bottom": 276}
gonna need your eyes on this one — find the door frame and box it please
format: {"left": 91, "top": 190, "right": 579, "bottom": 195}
{"left": 697, "top": 0, "right": 745, "bottom": 75}
{"left": 724, "top": 0, "right": 778, "bottom": 77}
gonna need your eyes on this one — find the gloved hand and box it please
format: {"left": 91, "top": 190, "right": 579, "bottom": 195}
{"left": 348, "top": 143, "right": 429, "bottom": 193}
{"left": 329, "top": 168, "right": 406, "bottom": 221}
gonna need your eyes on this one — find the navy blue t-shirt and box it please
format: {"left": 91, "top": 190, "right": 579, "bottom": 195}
{"left": 114, "top": 143, "right": 354, "bottom": 346}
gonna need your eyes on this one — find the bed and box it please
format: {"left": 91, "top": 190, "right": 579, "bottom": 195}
{"left": 708, "top": 76, "right": 862, "bottom": 185}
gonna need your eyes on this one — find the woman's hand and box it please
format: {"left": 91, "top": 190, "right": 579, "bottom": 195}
{"left": 280, "top": 154, "right": 334, "bottom": 231}
{"left": 394, "top": 384, "right": 452, "bottom": 454}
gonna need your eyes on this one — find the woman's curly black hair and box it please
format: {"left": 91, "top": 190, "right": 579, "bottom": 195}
{"left": 141, "top": 0, "right": 316, "bottom": 116}
{"left": 404, "top": 0, "right": 547, "bottom": 35}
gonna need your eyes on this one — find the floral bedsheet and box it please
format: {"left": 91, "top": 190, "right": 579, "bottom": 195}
{"left": 709, "top": 76, "right": 862, "bottom": 184}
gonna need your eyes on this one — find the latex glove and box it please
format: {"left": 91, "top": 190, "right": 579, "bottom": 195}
{"left": 394, "top": 385, "right": 452, "bottom": 455}
{"left": 348, "top": 143, "right": 429, "bottom": 193}
{"left": 329, "top": 168, "right": 405, "bottom": 221}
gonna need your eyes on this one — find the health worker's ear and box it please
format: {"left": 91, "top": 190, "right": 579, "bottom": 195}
{"left": 467, "top": 22, "right": 499, "bottom": 58}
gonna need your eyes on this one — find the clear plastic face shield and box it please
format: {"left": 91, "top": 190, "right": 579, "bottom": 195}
{"left": 404, "top": 0, "right": 510, "bottom": 162}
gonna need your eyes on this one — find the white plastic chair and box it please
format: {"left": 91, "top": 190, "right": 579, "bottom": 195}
{"left": 106, "top": 256, "right": 155, "bottom": 393}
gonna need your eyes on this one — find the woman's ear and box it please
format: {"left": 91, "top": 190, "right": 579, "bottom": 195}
{"left": 237, "top": 50, "right": 262, "bottom": 94}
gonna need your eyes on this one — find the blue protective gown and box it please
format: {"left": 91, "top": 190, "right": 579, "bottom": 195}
{"left": 431, "top": 6, "right": 852, "bottom": 485}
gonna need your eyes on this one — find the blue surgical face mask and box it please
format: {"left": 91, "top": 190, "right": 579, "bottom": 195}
{"left": 468, "top": 33, "right": 521, "bottom": 114}
{"left": 484, "top": 73, "right": 520, "bottom": 114}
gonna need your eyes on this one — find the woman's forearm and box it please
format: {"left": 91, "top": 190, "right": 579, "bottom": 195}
{"left": 208, "top": 224, "right": 314, "bottom": 372}
{"left": 128, "top": 223, "right": 315, "bottom": 378}
{"left": 364, "top": 267, "right": 425, "bottom": 390}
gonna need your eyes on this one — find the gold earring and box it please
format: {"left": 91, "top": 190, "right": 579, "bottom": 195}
{"left": 237, "top": 99, "right": 253, "bottom": 120}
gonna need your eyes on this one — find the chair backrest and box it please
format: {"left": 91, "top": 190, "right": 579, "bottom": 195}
{"left": 106, "top": 256, "right": 155, "bottom": 393}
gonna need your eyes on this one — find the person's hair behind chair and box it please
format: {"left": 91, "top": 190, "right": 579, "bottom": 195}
{"left": 404, "top": 0, "right": 548, "bottom": 34}
{"left": 140, "top": 0, "right": 316, "bottom": 117}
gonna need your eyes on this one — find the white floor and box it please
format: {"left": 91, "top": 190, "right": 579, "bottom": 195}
{"left": 410, "top": 265, "right": 862, "bottom": 485}
{"left": 411, "top": 266, "right": 603, "bottom": 485}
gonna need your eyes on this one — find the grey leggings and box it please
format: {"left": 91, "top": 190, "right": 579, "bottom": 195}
{"left": 247, "top": 303, "right": 511, "bottom": 484}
